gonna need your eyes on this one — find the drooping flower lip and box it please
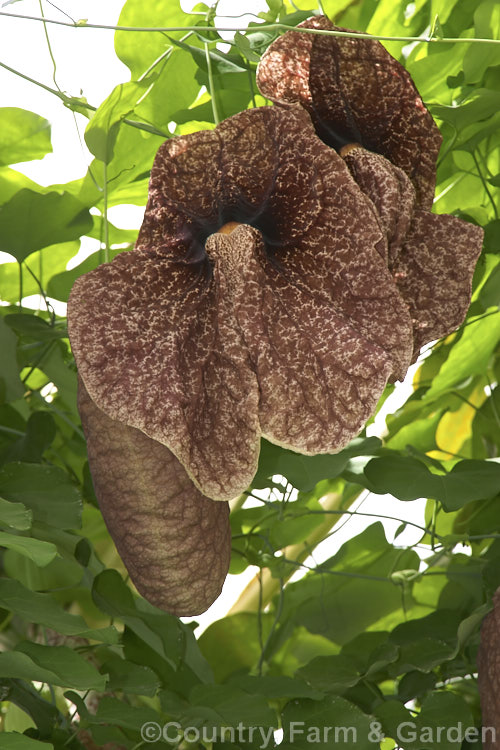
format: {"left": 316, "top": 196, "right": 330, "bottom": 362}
{"left": 77, "top": 377, "right": 231, "bottom": 616}
{"left": 68, "top": 103, "right": 414, "bottom": 504}
{"left": 256, "top": 16, "right": 443, "bottom": 210}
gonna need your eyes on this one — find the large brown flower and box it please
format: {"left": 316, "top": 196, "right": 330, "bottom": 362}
{"left": 257, "top": 19, "right": 483, "bottom": 359}
{"left": 68, "top": 104, "right": 415, "bottom": 614}
{"left": 256, "top": 16, "right": 442, "bottom": 209}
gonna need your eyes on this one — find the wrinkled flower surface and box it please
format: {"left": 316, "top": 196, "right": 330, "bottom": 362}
{"left": 78, "top": 378, "right": 230, "bottom": 615}
{"left": 257, "top": 16, "right": 442, "bottom": 209}
{"left": 69, "top": 104, "right": 414, "bottom": 504}
{"left": 257, "top": 19, "right": 483, "bottom": 359}
{"left": 69, "top": 104, "right": 417, "bottom": 613}
{"left": 340, "top": 145, "right": 483, "bottom": 358}
{"left": 478, "top": 588, "right": 500, "bottom": 748}
{"left": 69, "top": 25, "right": 483, "bottom": 615}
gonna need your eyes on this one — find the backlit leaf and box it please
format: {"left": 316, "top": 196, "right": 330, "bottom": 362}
{"left": 0, "top": 190, "right": 92, "bottom": 262}
{"left": 0, "top": 108, "right": 51, "bottom": 167}
{"left": 424, "top": 312, "right": 500, "bottom": 401}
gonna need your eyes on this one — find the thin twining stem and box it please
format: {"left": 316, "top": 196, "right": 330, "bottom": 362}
{"left": 0, "top": 59, "right": 169, "bottom": 139}
{"left": 1, "top": 12, "right": 500, "bottom": 44}
{"left": 39, "top": 0, "right": 62, "bottom": 93}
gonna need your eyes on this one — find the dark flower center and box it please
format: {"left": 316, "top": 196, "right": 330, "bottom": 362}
{"left": 178, "top": 193, "right": 287, "bottom": 277}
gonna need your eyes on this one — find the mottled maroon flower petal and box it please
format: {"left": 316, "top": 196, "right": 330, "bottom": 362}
{"left": 341, "top": 146, "right": 483, "bottom": 358}
{"left": 68, "top": 105, "right": 414, "bottom": 506}
{"left": 478, "top": 588, "right": 500, "bottom": 749}
{"left": 207, "top": 225, "right": 408, "bottom": 455}
{"left": 395, "top": 210, "right": 483, "bottom": 356}
{"left": 69, "top": 244, "right": 260, "bottom": 502}
{"left": 340, "top": 143, "right": 415, "bottom": 268}
{"left": 78, "top": 379, "right": 230, "bottom": 616}
{"left": 256, "top": 16, "right": 442, "bottom": 209}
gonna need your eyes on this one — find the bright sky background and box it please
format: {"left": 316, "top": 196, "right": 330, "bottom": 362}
{"left": 0, "top": 0, "right": 434, "bottom": 633}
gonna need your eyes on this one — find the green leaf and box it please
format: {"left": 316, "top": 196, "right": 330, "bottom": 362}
{"left": 0, "top": 578, "right": 119, "bottom": 644}
{"left": 3, "top": 543, "right": 84, "bottom": 593}
{"left": 394, "top": 636, "right": 456, "bottom": 673}
{"left": 431, "top": 0, "right": 463, "bottom": 24}
{"left": 171, "top": 37, "right": 248, "bottom": 75}
{"left": 173, "top": 90, "right": 250, "bottom": 127}
{"left": 0, "top": 497, "right": 32, "bottom": 530}
{"left": 2, "top": 411, "right": 57, "bottom": 464}
{"left": 0, "top": 242, "right": 79, "bottom": 303}
{"left": 424, "top": 313, "right": 500, "bottom": 401}
{"left": 365, "top": 455, "right": 500, "bottom": 509}
{"left": 0, "top": 108, "right": 51, "bottom": 167}
{"left": 85, "top": 80, "right": 151, "bottom": 163}
{"left": 398, "top": 670, "right": 437, "bottom": 702}
{"left": 231, "top": 495, "right": 327, "bottom": 557}
{"left": 365, "top": 0, "right": 409, "bottom": 58}
{"left": 340, "top": 632, "right": 397, "bottom": 674}
{"left": 86, "top": 218, "right": 138, "bottom": 245}
{"left": 296, "top": 654, "right": 362, "bottom": 694}
{"left": 261, "top": 0, "right": 283, "bottom": 21}
{"left": 93, "top": 570, "right": 210, "bottom": 680}
{"left": 431, "top": 89, "right": 500, "bottom": 135}
{"left": 0, "top": 734, "right": 54, "bottom": 750}
{"left": 0, "top": 532, "right": 57, "bottom": 566}
{"left": 408, "top": 44, "right": 470, "bottom": 105}
{"left": 3, "top": 678, "right": 62, "bottom": 738}
{"left": 0, "top": 642, "right": 106, "bottom": 690}
{"left": 5, "top": 314, "right": 67, "bottom": 342}
{"left": 76, "top": 123, "right": 164, "bottom": 210}
{"left": 199, "top": 612, "right": 275, "bottom": 682}
{"left": 463, "top": 0, "right": 500, "bottom": 84}
{"left": 386, "top": 409, "right": 443, "bottom": 453}
{"left": 0, "top": 463, "right": 82, "bottom": 529}
{"left": 134, "top": 49, "right": 200, "bottom": 128}
{"left": 253, "top": 437, "right": 381, "bottom": 491}
{"left": 228, "top": 674, "right": 323, "bottom": 700}
{"left": 376, "top": 691, "right": 474, "bottom": 750}
{"left": 115, "top": 0, "right": 195, "bottom": 77}
{"left": 479, "top": 263, "right": 500, "bottom": 309}
{"left": 103, "top": 654, "right": 160, "bottom": 695}
{"left": 0, "top": 166, "right": 43, "bottom": 207}
{"left": 483, "top": 218, "right": 500, "bottom": 253}
{"left": 186, "top": 684, "right": 277, "bottom": 728}
{"left": 456, "top": 602, "right": 492, "bottom": 649}
{"left": 33, "top": 340, "right": 78, "bottom": 412}
{"left": 234, "top": 32, "right": 262, "bottom": 62}
{"left": 0, "top": 316, "right": 24, "bottom": 402}
{"left": 282, "top": 695, "right": 375, "bottom": 750}
{"left": 0, "top": 190, "right": 92, "bottom": 262}
{"left": 87, "top": 695, "right": 161, "bottom": 731}
{"left": 280, "top": 524, "right": 420, "bottom": 645}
